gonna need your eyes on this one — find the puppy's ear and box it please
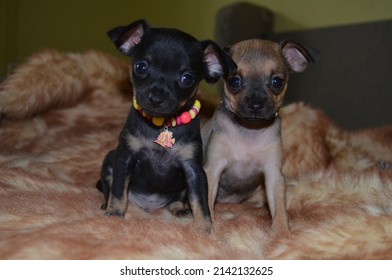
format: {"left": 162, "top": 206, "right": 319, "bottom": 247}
{"left": 280, "top": 40, "right": 319, "bottom": 73}
{"left": 107, "top": 19, "right": 149, "bottom": 56}
{"left": 201, "top": 40, "right": 237, "bottom": 84}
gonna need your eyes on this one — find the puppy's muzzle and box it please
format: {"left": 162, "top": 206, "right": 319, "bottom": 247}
{"left": 148, "top": 90, "right": 165, "bottom": 108}
{"left": 138, "top": 85, "right": 177, "bottom": 116}
{"left": 242, "top": 95, "right": 276, "bottom": 120}
{"left": 248, "top": 101, "right": 263, "bottom": 114}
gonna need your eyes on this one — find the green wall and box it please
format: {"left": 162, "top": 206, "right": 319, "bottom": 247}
{"left": 1, "top": 0, "right": 392, "bottom": 80}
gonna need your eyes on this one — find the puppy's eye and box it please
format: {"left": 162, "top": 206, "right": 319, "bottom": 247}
{"left": 134, "top": 62, "right": 149, "bottom": 76}
{"left": 180, "top": 73, "right": 195, "bottom": 88}
{"left": 227, "top": 76, "right": 243, "bottom": 92}
{"left": 270, "top": 76, "right": 284, "bottom": 89}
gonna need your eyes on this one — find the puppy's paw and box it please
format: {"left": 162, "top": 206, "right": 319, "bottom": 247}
{"left": 221, "top": 210, "right": 238, "bottom": 220}
{"left": 271, "top": 220, "right": 291, "bottom": 236}
{"left": 104, "top": 209, "right": 124, "bottom": 217}
{"left": 193, "top": 218, "right": 213, "bottom": 234}
{"left": 202, "top": 222, "right": 213, "bottom": 234}
{"left": 174, "top": 209, "right": 192, "bottom": 217}
{"left": 168, "top": 200, "right": 191, "bottom": 217}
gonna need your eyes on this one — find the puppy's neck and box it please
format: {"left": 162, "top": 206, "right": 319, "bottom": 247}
{"left": 133, "top": 96, "right": 201, "bottom": 128}
{"left": 220, "top": 103, "right": 278, "bottom": 130}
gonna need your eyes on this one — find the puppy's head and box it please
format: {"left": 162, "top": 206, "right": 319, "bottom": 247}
{"left": 222, "top": 39, "right": 318, "bottom": 121}
{"left": 108, "top": 19, "right": 236, "bottom": 117}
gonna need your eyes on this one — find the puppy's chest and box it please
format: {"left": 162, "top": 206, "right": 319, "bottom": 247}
{"left": 215, "top": 120, "right": 277, "bottom": 164}
{"left": 212, "top": 117, "right": 281, "bottom": 181}
{"left": 125, "top": 132, "right": 197, "bottom": 211}
{"left": 126, "top": 132, "right": 194, "bottom": 174}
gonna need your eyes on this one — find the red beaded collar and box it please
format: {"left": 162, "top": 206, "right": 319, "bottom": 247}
{"left": 132, "top": 97, "right": 201, "bottom": 148}
{"left": 132, "top": 96, "right": 201, "bottom": 127}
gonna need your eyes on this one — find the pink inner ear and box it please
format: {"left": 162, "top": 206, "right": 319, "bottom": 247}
{"left": 284, "top": 47, "right": 308, "bottom": 73}
{"left": 204, "top": 48, "right": 223, "bottom": 76}
{"left": 118, "top": 25, "right": 144, "bottom": 54}
{"left": 128, "top": 26, "right": 143, "bottom": 45}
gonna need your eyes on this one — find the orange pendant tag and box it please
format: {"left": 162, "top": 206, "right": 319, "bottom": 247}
{"left": 154, "top": 127, "right": 175, "bottom": 148}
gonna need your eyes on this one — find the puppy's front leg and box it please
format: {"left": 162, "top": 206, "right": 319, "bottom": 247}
{"left": 182, "top": 161, "right": 212, "bottom": 232}
{"left": 105, "top": 143, "right": 134, "bottom": 217}
{"left": 263, "top": 153, "right": 290, "bottom": 234}
{"left": 266, "top": 173, "right": 289, "bottom": 234}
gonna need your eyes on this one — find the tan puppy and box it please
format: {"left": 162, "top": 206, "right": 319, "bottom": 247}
{"left": 203, "top": 39, "right": 318, "bottom": 233}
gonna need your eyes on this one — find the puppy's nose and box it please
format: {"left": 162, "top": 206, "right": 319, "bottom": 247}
{"left": 248, "top": 102, "right": 263, "bottom": 113}
{"left": 148, "top": 93, "right": 164, "bottom": 107}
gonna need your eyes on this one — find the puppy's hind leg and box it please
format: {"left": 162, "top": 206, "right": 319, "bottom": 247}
{"left": 168, "top": 190, "right": 191, "bottom": 217}
{"left": 105, "top": 145, "right": 134, "bottom": 217}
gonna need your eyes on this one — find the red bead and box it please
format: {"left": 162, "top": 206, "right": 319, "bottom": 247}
{"left": 166, "top": 119, "right": 172, "bottom": 127}
{"left": 176, "top": 116, "right": 181, "bottom": 126}
{"left": 180, "top": 112, "right": 191, "bottom": 124}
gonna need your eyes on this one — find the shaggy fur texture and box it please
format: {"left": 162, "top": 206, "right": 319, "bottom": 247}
{"left": 0, "top": 49, "right": 391, "bottom": 259}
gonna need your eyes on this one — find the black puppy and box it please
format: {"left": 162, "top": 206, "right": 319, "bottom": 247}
{"left": 98, "top": 19, "right": 235, "bottom": 231}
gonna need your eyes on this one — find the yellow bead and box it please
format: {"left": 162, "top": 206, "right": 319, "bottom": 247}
{"left": 194, "top": 99, "right": 201, "bottom": 110}
{"left": 133, "top": 97, "right": 140, "bottom": 110}
{"left": 171, "top": 117, "right": 177, "bottom": 127}
{"left": 189, "top": 109, "right": 196, "bottom": 118}
{"left": 152, "top": 117, "right": 165, "bottom": 126}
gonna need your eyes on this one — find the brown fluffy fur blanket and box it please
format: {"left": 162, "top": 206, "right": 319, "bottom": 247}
{"left": 1, "top": 50, "right": 391, "bottom": 259}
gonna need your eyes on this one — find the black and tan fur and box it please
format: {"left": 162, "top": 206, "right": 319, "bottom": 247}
{"left": 98, "top": 19, "right": 235, "bottom": 231}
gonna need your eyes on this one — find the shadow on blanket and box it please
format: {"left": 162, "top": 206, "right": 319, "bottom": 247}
{"left": 0, "top": 49, "right": 391, "bottom": 259}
